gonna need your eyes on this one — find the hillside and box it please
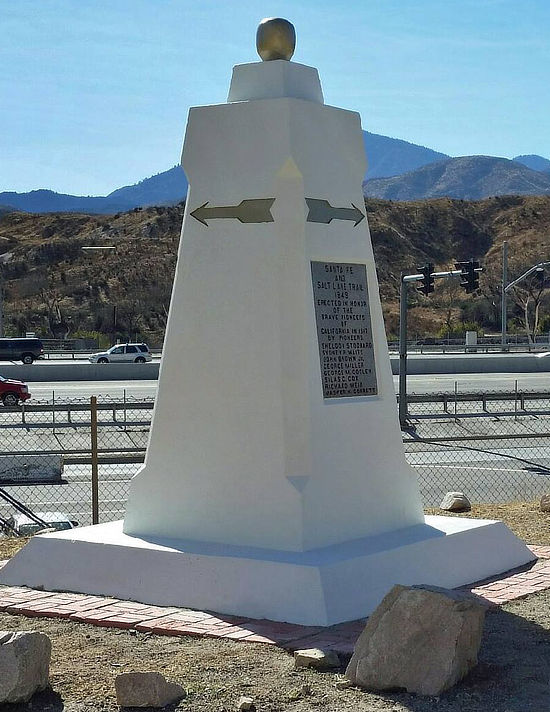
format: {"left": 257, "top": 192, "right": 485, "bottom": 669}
{"left": 1, "top": 195, "right": 550, "bottom": 343}
{"left": 364, "top": 156, "right": 550, "bottom": 201}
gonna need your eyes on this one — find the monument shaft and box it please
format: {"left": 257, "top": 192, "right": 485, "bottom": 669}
{"left": 123, "top": 61, "right": 424, "bottom": 551}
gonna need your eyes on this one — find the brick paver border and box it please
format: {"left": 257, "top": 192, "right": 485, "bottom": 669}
{"left": 1, "top": 544, "right": 548, "bottom": 655}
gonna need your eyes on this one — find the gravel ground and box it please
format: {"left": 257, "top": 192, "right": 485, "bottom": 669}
{"left": 0, "top": 502, "right": 549, "bottom": 711}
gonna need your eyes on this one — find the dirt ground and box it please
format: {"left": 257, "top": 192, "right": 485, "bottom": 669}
{"left": 1, "top": 502, "right": 549, "bottom": 711}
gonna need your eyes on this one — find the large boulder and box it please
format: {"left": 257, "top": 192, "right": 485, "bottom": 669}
{"left": 439, "top": 491, "right": 471, "bottom": 512}
{"left": 345, "top": 585, "right": 486, "bottom": 696}
{"left": 115, "top": 671, "right": 185, "bottom": 708}
{"left": 0, "top": 630, "right": 51, "bottom": 703}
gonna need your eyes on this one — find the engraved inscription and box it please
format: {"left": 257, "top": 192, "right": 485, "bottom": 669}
{"left": 311, "top": 261, "right": 377, "bottom": 398}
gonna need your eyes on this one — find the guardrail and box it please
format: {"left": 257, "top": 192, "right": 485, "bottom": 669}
{"left": 2, "top": 389, "right": 549, "bottom": 428}
{"left": 401, "top": 388, "right": 550, "bottom": 421}
{"left": 1, "top": 399, "right": 154, "bottom": 430}
{"left": 387, "top": 343, "right": 550, "bottom": 354}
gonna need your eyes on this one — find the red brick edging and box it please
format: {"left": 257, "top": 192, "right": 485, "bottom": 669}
{"left": 1, "top": 544, "right": 549, "bottom": 655}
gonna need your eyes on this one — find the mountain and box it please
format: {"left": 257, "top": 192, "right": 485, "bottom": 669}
{"left": 363, "top": 132, "right": 448, "bottom": 179}
{"left": 513, "top": 154, "right": 550, "bottom": 174}
{"left": 4, "top": 139, "right": 548, "bottom": 213}
{"left": 0, "top": 168, "right": 188, "bottom": 215}
{"left": 364, "top": 156, "right": 550, "bottom": 201}
{"left": 0, "top": 190, "right": 137, "bottom": 215}
{"left": 0, "top": 132, "right": 445, "bottom": 214}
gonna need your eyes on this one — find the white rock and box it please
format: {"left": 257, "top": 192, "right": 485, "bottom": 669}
{"left": 439, "top": 491, "right": 471, "bottom": 512}
{"left": 294, "top": 648, "right": 340, "bottom": 670}
{"left": 346, "top": 584, "right": 486, "bottom": 696}
{"left": 0, "top": 630, "right": 51, "bottom": 703}
{"left": 115, "top": 671, "right": 185, "bottom": 708}
{"left": 540, "top": 494, "right": 550, "bottom": 512}
{"left": 237, "top": 695, "right": 255, "bottom": 711}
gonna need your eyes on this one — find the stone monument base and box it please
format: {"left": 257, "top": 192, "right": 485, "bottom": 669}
{"left": 0, "top": 517, "right": 534, "bottom": 626}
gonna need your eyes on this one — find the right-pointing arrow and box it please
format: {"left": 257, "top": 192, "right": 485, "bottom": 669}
{"left": 305, "top": 198, "right": 365, "bottom": 226}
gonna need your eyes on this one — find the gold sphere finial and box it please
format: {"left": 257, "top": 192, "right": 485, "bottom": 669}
{"left": 256, "top": 18, "right": 296, "bottom": 61}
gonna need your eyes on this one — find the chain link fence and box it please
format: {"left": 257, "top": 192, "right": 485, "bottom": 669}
{"left": 0, "top": 393, "right": 150, "bottom": 535}
{"left": 1, "top": 387, "right": 550, "bottom": 537}
{"left": 404, "top": 387, "right": 550, "bottom": 506}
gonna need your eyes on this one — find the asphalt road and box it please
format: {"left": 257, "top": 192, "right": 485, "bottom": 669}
{"left": 28, "top": 380, "right": 158, "bottom": 401}
{"left": 20, "top": 371, "right": 550, "bottom": 402}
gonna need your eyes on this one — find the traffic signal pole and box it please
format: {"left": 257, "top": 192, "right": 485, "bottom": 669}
{"left": 398, "top": 263, "right": 483, "bottom": 429}
{"left": 398, "top": 274, "right": 408, "bottom": 428}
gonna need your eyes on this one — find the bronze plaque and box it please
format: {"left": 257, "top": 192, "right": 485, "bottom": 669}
{"left": 311, "top": 261, "right": 377, "bottom": 398}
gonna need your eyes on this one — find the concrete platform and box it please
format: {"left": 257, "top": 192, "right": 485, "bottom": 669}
{"left": 1, "top": 546, "right": 550, "bottom": 654}
{"left": 0, "top": 516, "right": 535, "bottom": 626}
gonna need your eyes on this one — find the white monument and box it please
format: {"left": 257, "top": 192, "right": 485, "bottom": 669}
{"left": 0, "top": 19, "right": 534, "bottom": 625}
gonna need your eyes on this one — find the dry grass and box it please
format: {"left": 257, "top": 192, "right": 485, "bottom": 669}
{"left": 0, "top": 536, "right": 29, "bottom": 560}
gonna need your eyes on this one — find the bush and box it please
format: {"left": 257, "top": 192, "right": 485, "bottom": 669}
{"left": 436, "top": 322, "right": 483, "bottom": 339}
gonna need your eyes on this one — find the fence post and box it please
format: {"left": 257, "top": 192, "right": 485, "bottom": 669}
{"left": 52, "top": 390, "right": 56, "bottom": 435}
{"left": 90, "top": 396, "right": 99, "bottom": 525}
{"left": 454, "top": 381, "right": 458, "bottom": 422}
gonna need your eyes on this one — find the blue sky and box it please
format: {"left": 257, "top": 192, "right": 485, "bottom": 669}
{"left": 2, "top": 0, "right": 549, "bottom": 195}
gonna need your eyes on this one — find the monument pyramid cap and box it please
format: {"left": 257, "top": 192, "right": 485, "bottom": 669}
{"left": 228, "top": 18, "right": 323, "bottom": 104}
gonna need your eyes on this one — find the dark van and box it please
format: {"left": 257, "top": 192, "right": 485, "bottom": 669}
{"left": 0, "top": 338, "right": 44, "bottom": 364}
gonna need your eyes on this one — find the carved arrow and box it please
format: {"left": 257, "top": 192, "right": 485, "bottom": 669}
{"left": 190, "top": 198, "right": 275, "bottom": 226}
{"left": 305, "top": 198, "right": 365, "bottom": 226}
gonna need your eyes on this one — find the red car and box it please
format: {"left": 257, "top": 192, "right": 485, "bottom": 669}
{"left": 0, "top": 375, "right": 31, "bottom": 406}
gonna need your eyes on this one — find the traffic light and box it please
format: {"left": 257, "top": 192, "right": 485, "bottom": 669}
{"left": 456, "top": 259, "right": 481, "bottom": 294}
{"left": 417, "top": 263, "right": 435, "bottom": 296}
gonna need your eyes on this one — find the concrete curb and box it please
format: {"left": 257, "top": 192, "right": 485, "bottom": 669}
{"left": 0, "top": 354, "right": 547, "bottom": 382}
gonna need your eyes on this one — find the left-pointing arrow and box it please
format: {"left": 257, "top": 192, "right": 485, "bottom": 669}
{"left": 190, "top": 198, "right": 275, "bottom": 226}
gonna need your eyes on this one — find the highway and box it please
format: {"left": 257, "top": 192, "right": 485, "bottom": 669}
{"left": 403, "top": 371, "right": 550, "bottom": 394}
{"left": 28, "top": 380, "right": 158, "bottom": 401}
{"left": 20, "top": 371, "right": 550, "bottom": 402}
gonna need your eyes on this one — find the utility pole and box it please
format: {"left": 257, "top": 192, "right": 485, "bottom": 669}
{"left": 501, "top": 241, "right": 508, "bottom": 350}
